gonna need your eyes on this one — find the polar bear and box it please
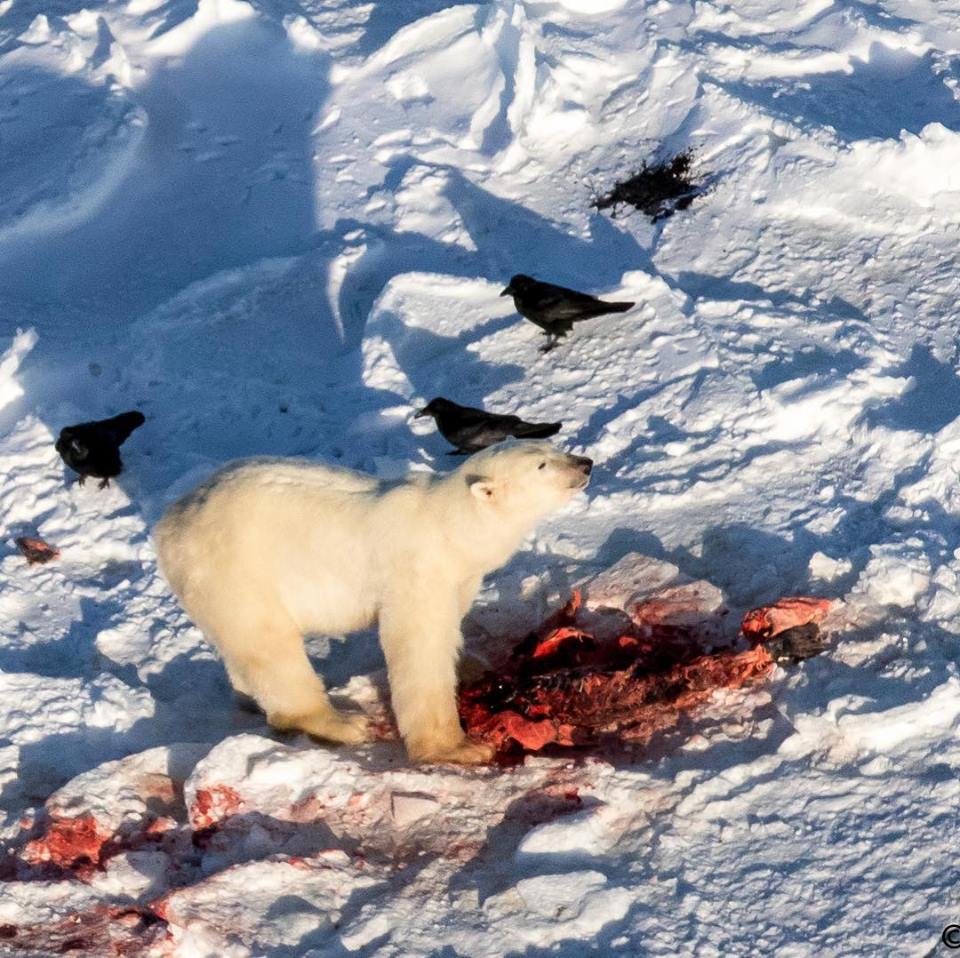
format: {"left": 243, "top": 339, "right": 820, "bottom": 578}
{"left": 154, "top": 439, "right": 592, "bottom": 763}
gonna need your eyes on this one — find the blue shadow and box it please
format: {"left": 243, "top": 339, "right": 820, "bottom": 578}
{"left": 715, "top": 43, "right": 960, "bottom": 141}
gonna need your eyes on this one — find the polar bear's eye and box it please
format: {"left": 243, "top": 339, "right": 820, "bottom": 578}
{"left": 538, "top": 461, "right": 546, "bottom": 470}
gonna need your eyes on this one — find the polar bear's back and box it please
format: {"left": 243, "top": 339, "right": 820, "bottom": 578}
{"left": 157, "top": 458, "right": 380, "bottom": 535}
{"left": 154, "top": 457, "right": 384, "bottom": 604}
{"left": 197, "top": 457, "right": 381, "bottom": 497}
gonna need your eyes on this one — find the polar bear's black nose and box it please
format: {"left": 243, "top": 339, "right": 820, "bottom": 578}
{"left": 572, "top": 456, "right": 593, "bottom": 475}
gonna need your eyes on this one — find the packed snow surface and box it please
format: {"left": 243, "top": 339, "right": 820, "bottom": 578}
{"left": 3, "top": 0, "right": 960, "bottom": 954}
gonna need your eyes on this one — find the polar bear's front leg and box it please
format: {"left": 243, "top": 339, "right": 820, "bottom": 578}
{"left": 455, "top": 572, "right": 491, "bottom": 684}
{"left": 457, "top": 574, "right": 483, "bottom": 618}
{"left": 379, "top": 594, "right": 494, "bottom": 764}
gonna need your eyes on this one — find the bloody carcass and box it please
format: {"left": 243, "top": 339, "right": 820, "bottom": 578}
{"left": 459, "top": 589, "right": 831, "bottom": 754}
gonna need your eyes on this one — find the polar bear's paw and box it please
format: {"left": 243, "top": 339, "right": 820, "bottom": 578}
{"left": 409, "top": 736, "right": 495, "bottom": 765}
{"left": 269, "top": 709, "right": 373, "bottom": 745}
{"left": 320, "top": 711, "right": 374, "bottom": 745}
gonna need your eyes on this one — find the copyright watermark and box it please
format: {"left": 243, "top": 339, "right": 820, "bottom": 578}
{"left": 943, "top": 925, "right": 960, "bottom": 949}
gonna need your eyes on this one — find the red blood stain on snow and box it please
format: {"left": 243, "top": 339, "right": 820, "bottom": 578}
{"left": 11, "top": 769, "right": 195, "bottom": 882}
{"left": 288, "top": 795, "right": 325, "bottom": 822}
{"left": 369, "top": 717, "right": 398, "bottom": 740}
{"left": 144, "top": 815, "right": 178, "bottom": 836}
{"left": 0, "top": 904, "right": 170, "bottom": 956}
{"left": 460, "top": 591, "right": 829, "bottom": 754}
{"left": 150, "top": 894, "right": 173, "bottom": 924}
{"left": 17, "top": 810, "right": 188, "bottom": 881}
{"left": 22, "top": 815, "right": 110, "bottom": 872}
{"left": 189, "top": 784, "right": 244, "bottom": 830}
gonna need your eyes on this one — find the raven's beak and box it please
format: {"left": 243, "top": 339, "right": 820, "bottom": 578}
{"left": 500, "top": 285, "right": 513, "bottom": 297}
{"left": 414, "top": 407, "right": 430, "bottom": 418}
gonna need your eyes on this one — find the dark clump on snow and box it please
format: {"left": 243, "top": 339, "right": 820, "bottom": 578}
{"left": 765, "top": 623, "right": 825, "bottom": 665}
{"left": 592, "top": 149, "right": 701, "bottom": 220}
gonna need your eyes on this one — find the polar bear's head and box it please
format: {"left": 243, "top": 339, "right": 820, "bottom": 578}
{"left": 462, "top": 439, "right": 592, "bottom": 521}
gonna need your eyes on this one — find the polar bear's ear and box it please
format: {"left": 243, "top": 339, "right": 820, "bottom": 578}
{"left": 468, "top": 477, "right": 496, "bottom": 501}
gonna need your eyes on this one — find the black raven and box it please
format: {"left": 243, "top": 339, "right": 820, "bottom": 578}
{"left": 501, "top": 274, "right": 635, "bottom": 350}
{"left": 56, "top": 410, "right": 146, "bottom": 488}
{"left": 416, "top": 397, "right": 562, "bottom": 454}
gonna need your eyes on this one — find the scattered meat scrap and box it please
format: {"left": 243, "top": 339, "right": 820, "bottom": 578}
{"left": 14, "top": 536, "right": 60, "bottom": 565}
{"left": 741, "top": 596, "right": 831, "bottom": 665}
{"left": 459, "top": 589, "right": 830, "bottom": 755}
{"left": 740, "top": 596, "right": 831, "bottom": 640}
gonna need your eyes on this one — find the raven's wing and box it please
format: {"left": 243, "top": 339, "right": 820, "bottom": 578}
{"left": 523, "top": 281, "right": 633, "bottom": 323}
{"left": 440, "top": 404, "right": 560, "bottom": 450}
{"left": 437, "top": 405, "right": 509, "bottom": 451}
{"left": 453, "top": 414, "right": 562, "bottom": 448}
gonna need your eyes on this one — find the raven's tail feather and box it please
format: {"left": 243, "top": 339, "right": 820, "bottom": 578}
{"left": 571, "top": 300, "right": 636, "bottom": 322}
{"left": 513, "top": 421, "right": 562, "bottom": 439}
{"left": 105, "top": 410, "right": 146, "bottom": 445}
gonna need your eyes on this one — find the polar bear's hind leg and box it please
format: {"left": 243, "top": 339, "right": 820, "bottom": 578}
{"left": 220, "top": 616, "right": 371, "bottom": 745}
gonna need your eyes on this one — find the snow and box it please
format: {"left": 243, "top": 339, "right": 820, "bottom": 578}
{"left": 2, "top": 0, "right": 960, "bottom": 953}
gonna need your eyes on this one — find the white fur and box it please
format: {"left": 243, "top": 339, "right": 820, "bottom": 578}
{"left": 154, "top": 440, "right": 590, "bottom": 763}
